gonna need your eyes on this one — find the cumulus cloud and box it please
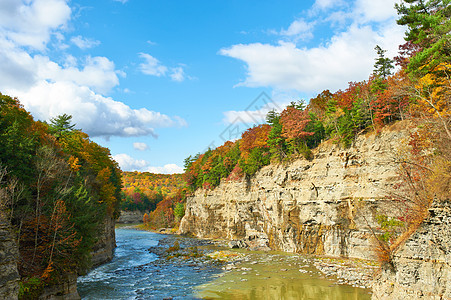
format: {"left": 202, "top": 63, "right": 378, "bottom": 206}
{"left": 7, "top": 80, "right": 187, "bottom": 138}
{"left": 112, "top": 154, "right": 148, "bottom": 171}
{"left": 112, "top": 153, "right": 183, "bottom": 174}
{"left": 220, "top": 0, "right": 404, "bottom": 94}
{"left": 0, "top": 0, "right": 71, "bottom": 50}
{"left": 71, "top": 35, "right": 100, "bottom": 49}
{"left": 146, "top": 164, "right": 183, "bottom": 174}
{"left": 0, "top": 0, "right": 187, "bottom": 139}
{"left": 133, "top": 142, "right": 149, "bottom": 151}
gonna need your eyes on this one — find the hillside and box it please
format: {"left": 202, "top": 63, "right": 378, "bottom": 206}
{"left": 0, "top": 94, "right": 122, "bottom": 299}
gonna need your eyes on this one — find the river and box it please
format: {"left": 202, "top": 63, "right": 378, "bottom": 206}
{"left": 78, "top": 228, "right": 372, "bottom": 299}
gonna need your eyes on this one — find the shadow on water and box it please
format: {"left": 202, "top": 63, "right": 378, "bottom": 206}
{"left": 78, "top": 228, "right": 371, "bottom": 299}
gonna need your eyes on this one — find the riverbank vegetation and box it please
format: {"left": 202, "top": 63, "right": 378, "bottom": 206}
{"left": 0, "top": 97, "right": 122, "bottom": 298}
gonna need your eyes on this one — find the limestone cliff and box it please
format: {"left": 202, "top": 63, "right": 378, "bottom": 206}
{"left": 117, "top": 210, "right": 147, "bottom": 224}
{"left": 0, "top": 214, "right": 19, "bottom": 300}
{"left": 372, "top": 200, "right": 450, "bottom": 300}
{"left": 180, "top": 124, "right": 408, "bottom": 260}
{"left": 91, "top": 214, "right": 116, "bottom": 267}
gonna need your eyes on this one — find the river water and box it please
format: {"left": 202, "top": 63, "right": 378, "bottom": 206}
{"left": 78, "top": 228, "right": 372, "bottom": 299}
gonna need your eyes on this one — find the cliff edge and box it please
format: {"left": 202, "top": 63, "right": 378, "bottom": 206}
{"left": 180, "top": 124, "right": 407, "bottom": 259}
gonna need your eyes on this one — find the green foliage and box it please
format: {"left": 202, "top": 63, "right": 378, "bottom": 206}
{"left": 376, "top": 215, "right": 405, "bottom": 242}
{"left": 396, "top": 0, "right": 451, "bottom": 78}
{"left": 373, "top": 45, "right": 394, "bottom": 79}
{"left": 174, "top": 202, "right": 185, "bottom": 220}
{"left": 239, "top": 147, "right": 271, "bottom": 176}
{"left": 18, "top": 276, "right": 43, "bottom": 300}
{"left": 48, "top": 114, "right": 76, "bottom": 139}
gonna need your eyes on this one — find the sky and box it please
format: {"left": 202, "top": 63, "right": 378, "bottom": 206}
{"left": 0, "top": 0, "right": 406, "bottom": 174}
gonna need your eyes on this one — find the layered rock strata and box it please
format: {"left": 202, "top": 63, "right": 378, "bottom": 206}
{"left": 372, "top": 200, "right": 450, "bottom": 300}
{"left": 180, "top": 125, "right": 408, "bottom": 260}
{"left": 91, "top": 214, "right": 116, "bottom": 267}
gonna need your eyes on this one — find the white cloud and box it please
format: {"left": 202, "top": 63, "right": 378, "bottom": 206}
{"left": 220, "top": 0, "right": 404, "bottom": 94}
{"left": 7, "top": 80, "right": 186, "bottom": 138}
{"left": 138, "top": 53, "right": 168, "bottom": 77}
{"left": 133, "top": 142, "right": 149, "bottom": 151}
{"left": 170, "top": 67, "right": 185, "bottom": 82}
{"left": 313, "top": 0, "right": 344, "bottom": 10}
{"left": 0, "top": 0, "right": 187, "bottom": 139}
{"left": 0, "top": 0, "right": 71, "bottom": 50}
{"left": 146, "top": 164, "right": 183, "bottom": 174}
{"left": 71, "top": 35, "right": 100, "bottom": 49}
{"left": 280, "top": 19, "right": 315, "bottom": 41}
{"left": 354, "top": 0, "right": 400, "bottom": 23}
{"left": 139, "top": 53, "right": 189, "bottom": 82}
{"left": 113, "top": 154, "right": 183, "bottom": 174}
{"left": 113, "top": 154, "right": 148, "bottom": 171}
{"left": 113, "top": 0, "right": 128, "bottom": 3}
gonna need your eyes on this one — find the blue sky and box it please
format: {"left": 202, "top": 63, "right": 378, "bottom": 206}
{"left": 0, "top": 0, "right": 405, "bottom": 173}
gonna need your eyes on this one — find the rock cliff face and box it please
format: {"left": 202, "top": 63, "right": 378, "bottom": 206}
{"left": 180, "top": 125, "right": 408, "bottom": 260}
{"left": 117, "top": 210, "right": 147, "bottom": 224}
{"left": 91, "top": 214, "right": 116, "bottom": 267}
{"left": 372, "top": 200, "right": 450, "bottom": 300}
{"left": 0, "top": 214, "right": 19, "bottom": 300}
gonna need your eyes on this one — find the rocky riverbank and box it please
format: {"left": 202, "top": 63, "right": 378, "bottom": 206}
{"left": 146, "top": 233, "right": 374, "bottom": 298}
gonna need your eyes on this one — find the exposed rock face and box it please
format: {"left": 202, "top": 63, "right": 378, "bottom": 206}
{"left": 117, "top": 210, "right": 147, "bottom": 224}
{"left": 372, "top": 200, "right": 450, "bottom": 300}
{"left": 91, "top": 214, "right": 116, "bottom": 267}
{"left": 0, "top": 214, "right": 19, "bottom": 300}
{"left": 180, "top": 125, "right": 408, "bottom": 259}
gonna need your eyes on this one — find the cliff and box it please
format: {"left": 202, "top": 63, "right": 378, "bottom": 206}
{"left": 0, "top": 214, "right": 19, "bottom": 300}
{"left": 180, "top": 124, "right": 408, "bottom": 259}
{"left": 117, "top": 210, "right": 147, "bottom": 224}
{"left": 90, "top": 214, "right": 116, "bottom": 267}
{"left": 372, "top": 200, "right": 450, "bottom": 299}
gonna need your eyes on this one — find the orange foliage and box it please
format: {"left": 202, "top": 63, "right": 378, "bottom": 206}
{"left": 239, "top": 124, "right": 271, "bottom": 158}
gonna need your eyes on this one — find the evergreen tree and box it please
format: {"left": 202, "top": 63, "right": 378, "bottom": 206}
{"left": 373, "top": 45, "right": 394, "bottom": 79}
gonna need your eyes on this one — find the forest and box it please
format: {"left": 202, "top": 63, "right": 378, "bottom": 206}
{"left": 121, "top": 171, "right": 186, "bottom": 212}
{"left": 121, "top": 172, "right": 187, "bottom": 230}
{"left": 0, "top": 96, "right": 122, "bottom": 298}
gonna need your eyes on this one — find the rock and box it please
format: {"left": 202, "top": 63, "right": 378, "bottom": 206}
{"left": 228, "top": 240, "right": 248, "bottom": 249}
{"left": 180, "top": 124, "right": 409, "bottom": 260}
{"left": 91, "top": 214, "right": 116, "bottom": 267}
{"left": 116, "top": 210, "right": 148, "bottom": 224}
{"left": 372, "top": 200, "right": 450, "bottom": 299}
{"left": 0, "top": 214, "right": 19, "bottom": 300}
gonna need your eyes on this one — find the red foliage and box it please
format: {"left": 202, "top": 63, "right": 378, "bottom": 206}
{"left": 226, "top": 164, "right": 243, "bottom": 181}
{"left": 280, "top": 106, "right": 314, "bottom": 140}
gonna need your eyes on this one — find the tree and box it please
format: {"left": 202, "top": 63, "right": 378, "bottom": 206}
{"left": 396, "top": 0, "right": 451, "bottom": 78}
{"left": 374, "top": 45, "right": 394, "bottom": 79}
{"left": 49, "top": 114, "right": 76, "bottom": 139}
